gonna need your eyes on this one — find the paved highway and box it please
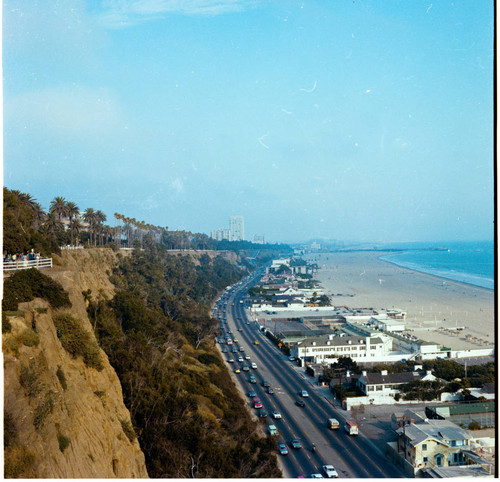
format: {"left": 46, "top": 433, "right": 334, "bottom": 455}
{"left": 215, "top": 270, "right": 406, "bottom": 478}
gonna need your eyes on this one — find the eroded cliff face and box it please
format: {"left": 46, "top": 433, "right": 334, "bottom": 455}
{"left": 3, "top": 249, "right": 148, "bottom": 478}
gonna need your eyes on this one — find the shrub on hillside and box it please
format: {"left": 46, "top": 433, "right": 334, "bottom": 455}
{"left": 2, "top": 268, "right": 71, "bottom": 311}
{"left": 53, "top": 313, "right": 103, "bottom": 371}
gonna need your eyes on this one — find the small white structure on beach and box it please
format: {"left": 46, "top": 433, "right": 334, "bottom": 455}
{"left": 370, "top": 316, "right": 406, "bottom": 332}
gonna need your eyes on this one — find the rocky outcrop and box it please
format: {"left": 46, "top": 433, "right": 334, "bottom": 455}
{"left": 3, "top": 249, "right": 148, "bottom": 478}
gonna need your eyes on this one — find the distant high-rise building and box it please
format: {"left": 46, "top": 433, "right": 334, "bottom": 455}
{"left": 230, "top": 216, "right": 244, "bottom": 241}
{"left": 253, "top": 235, "right": 265, "bottom": 244}
{"left": 210, "top": 228, "right": 230, "bottom": 241}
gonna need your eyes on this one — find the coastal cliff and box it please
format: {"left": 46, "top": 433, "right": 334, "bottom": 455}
{"left": 3, "top": 249, "right": 148, "bottom": 478}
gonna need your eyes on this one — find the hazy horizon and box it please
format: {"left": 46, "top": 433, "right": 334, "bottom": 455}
{"left": 4, "top": 1, "right": 494, "bottom": 244}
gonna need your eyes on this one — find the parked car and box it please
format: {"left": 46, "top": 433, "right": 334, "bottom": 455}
{"left": 322, "top": 465, "right": 338, "bottom": 478}
{"left": 296, "top": 399, "right": 305, "bottom": 407}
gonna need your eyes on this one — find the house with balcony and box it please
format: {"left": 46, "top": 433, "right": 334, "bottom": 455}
{"left": 390, "top": 418, "right": 492, "bottom": 477}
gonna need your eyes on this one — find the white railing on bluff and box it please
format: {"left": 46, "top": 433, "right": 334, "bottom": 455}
{"left": 60, "top": 245, "right": 84, "bottom": 250}
{"left": 3, "top": 257, "right": 53, "bottom": 273}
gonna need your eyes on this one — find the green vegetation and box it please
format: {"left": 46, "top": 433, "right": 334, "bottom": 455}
{"left": 18, "top": 328, "right": 40, "bottom": 347}
{"left": 53, "top": 313, "right": 104, "bottom": 371}
{"left": 2, "top": 268, "right": 71, "bottom": 311}
{"left": 57, "top": 434, "right": 71, "bottom": 453}
{"left": 19, "top": 363, "right": 44, "bottom": 397}
{"left": 33, "top": 391, "right": 54, "bottom": 430}
{"left": 56, "top": 366, "right": 68, "bottom": 390}
{"left": 119, "top": 419, "right": 137, "bottom": 442}
{"left": 89, "top": 244, "right": 281, "bottom": 478}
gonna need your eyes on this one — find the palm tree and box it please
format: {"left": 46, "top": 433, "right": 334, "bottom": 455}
{"left": 83, "top": 208, "right": 98, "bottom": 246}
{"left": 71, "top": 218, "right": 83, "bottom": 246}
{"left": 43, "top": 212, "right": 64, "bottom": 238}
{"left": 50, "top": 196, "right": 68, "bottom": 221}
{"left": 66, "top": 201, "right": 80, "bottom": 246}
{"left": 95, "top": 210, "right": 107, "bottom": 246}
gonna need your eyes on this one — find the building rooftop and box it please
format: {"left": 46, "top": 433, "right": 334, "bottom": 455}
{"left": 397, "top": 419, "right": 471, "bottom": 446}
{"left": 362, "top": 371, "right": 432, "bottom": 386}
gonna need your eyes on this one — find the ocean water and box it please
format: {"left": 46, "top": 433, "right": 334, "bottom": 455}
{"left": 378, "top": 241, "right": 494, "bottom": 290}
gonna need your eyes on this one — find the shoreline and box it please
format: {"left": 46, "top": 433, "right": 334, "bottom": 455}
{"left": 304, "top": 251, "right": 495, "bottom": 351}
{"left": 377, "top": 254, "right": 494, "bottom": 293}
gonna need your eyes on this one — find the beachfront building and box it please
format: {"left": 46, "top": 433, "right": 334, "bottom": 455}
{"left": 290, "top": 334, "right": 392, "bottom": 365}
{"left": 369, "top": 316, "right": 406, "bottom": 332}
{"left": 355, "top": 369, "right": 436, "bottom": 398}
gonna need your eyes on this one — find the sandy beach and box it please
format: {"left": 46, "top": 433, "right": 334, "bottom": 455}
{"left": 304, "top": 251, "right": 495, "bottom": 352}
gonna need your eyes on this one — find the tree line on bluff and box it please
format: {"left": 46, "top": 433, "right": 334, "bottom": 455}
{"left": 3, "top": 187, "right": 289, "bottom": 256}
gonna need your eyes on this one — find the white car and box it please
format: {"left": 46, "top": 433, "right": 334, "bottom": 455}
{"left": 322, "top": 465, "right": 338, "bottom": 478}
{"left": 245, "top": 355, "right": 251, "bottom": 360}
{"left": 271, "top": 410, "right": 282, "bottom": 419}
{"left": 311, "top": 474, "right": 324, "bottom": 478}
{"left": 251, "top": 362, "right": 257, "bottom": 369}
{"left": 300, "top": 390, "right": 309, "bottom": 397}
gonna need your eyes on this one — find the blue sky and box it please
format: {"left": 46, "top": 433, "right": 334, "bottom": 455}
{"left": 3, "top": 0, "right": 494, "bottom": 243}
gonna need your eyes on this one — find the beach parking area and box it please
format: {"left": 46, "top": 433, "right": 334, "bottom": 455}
{"left": 304, "top": 251, "right": 495, "bottom": 352}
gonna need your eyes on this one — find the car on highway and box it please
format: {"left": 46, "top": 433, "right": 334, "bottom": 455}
{"left": 271, "top": 410, "right": 282, "bottom": 419}
{"left": 240, "top": 347, "right": 245, "bottom": 351}
{"left": 247, "top": 390, "right": 256, "bottom": 397}
{"left": 242, "top": 366, "right": 250, "bottom": 372}
{"left": 322, "top": 465, "right": 338, "bottom": 478}
{"left": 296, "top": 399, "right": 305, "bottom": 407}
{"left": 245, "top": 355, "right": 251, "bottom": 360}
{"left": 278, "top": 443, "right": 288, "bottom": 455}
{"left": 254, "top": 340, "right": 259, "bottom": 345}
{"left": 253, "top": 397, "right": 262, "bottom": 409}
{"left": 238, "top": 328, "right": 243, "bottom": 331}
{"left": 262, "top": 380, "right": 271, "bottom": 387}
{"left": 222, "top": 348, "right": 227, "bottom": 353}
{"left": 267, "top": 387, "right": 274, "bottom": 395}
{"left": 228, "top": 358, "right": 234, "bottom": 363}
{"left": 249, "top": 375, "right": 257, "bottom": 384}
{"left": 311, "top": 474, "right": 324, "bottom": 478}
{"left": 290, "top": 439, "right": 302, "bottom": 449}
{"left": 234, "top": 368, "right": 240, "bottom": 374}
{"left": 288, "top": 356, "right": 295, "bottom": 361}
{"left": 251, "top": 362, "right": 258, "bottom": 369}
{"left": 268, "top": 424, "right": 278, "bottom": 435}
{"left": 258, "top": 409, "right": 267, "bottom": 418}
{"left": 234, "top": 339, "right": 239, "bottom": 343}
{"left": 299, "top": 390, "right": 309, "bottom": 397}
{"left": 238, "top": 356, "right": 244, "bottom": 362}
{"left": 232, "top": 347, "right": 238, "bottom": 353}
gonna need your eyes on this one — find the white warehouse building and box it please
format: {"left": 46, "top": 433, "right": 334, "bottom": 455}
{"left": 290, "top": 334, "right": 392, "bottom": 365}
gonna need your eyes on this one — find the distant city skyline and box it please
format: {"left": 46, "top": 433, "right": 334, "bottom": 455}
{"left": 3, "top": 1, "right": 494, "bottom": 243}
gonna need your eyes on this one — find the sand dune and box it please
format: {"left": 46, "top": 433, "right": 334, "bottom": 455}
{"left": 304, "top": 251, "right": 495, "bottom": 351}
